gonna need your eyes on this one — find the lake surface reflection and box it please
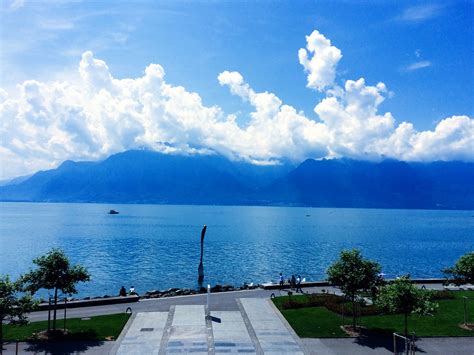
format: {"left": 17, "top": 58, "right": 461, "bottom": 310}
{"left": 1, "top": 202, "right": 472, "bottom": 297}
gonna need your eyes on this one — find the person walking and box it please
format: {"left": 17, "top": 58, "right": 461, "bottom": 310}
{"left": 291, "top": 275, "right": 296, "bottom": 289}
{"left": 279, "top": 273, "right": 284, "bottom": 289}
{"left": 296, "top": 275, "right": 302, "bottom": 293}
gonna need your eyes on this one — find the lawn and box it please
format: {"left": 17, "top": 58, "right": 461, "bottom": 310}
{"left": 273, "top": 291, "right": 474, "bottom": 338}
{"left": 2, "top": 313, "right": 131, "bottom": 341}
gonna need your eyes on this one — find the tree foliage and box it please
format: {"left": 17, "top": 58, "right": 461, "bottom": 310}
{"left": 327, "top": 249, "right": 382, "bottom": 329}
{"left": 443, "top": 252, "right": 474, "bottom": 286}
{"left": 376, "top": 275, "right": 437, "bottom": 336}
{"left": 21, "top": 248, "right": 90, "bottom": 330}
{"left": 0, "top": 275, "right": 36, "bottom": 342}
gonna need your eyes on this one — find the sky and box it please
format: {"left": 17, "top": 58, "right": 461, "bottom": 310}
{"left": 0, "top": 0, "right": 473, "bottom": 180}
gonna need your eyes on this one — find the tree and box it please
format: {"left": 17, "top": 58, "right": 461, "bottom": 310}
{"left": 443, "top": 252, "right": 474, "bottom": 286}
{"left": 0, "top": 275, "right": 36, "bottom": 343}
{"left": 327, "top": 249, "right": 381, "bottom": 329}
{"left": 21, "top": 249, "right": 90, "bottom": 331}
{"left": 376, "top": 275, "right": 437, "bottom": 336}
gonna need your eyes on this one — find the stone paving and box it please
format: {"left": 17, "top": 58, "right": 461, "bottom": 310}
{"left": 115, "top": 298, "right": 305, "bottom": 354}
{"left": 165, "top": 305, "right": 209, "bottom": 354}
{"left": 212, "top": 311, "right": 256, "bottom": 353}
{"left": 116, "top": 311, "right": 168, "bottom": 355}
{"left": 239, "top": 298, "right": 304, "bottom": 354}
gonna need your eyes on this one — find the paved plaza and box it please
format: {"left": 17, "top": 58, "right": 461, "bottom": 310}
{"left": 2, "top": 286, "right": 472, "bottom": 354}
{"left": 114, "top": 298, "right": 305, "bottom": 354}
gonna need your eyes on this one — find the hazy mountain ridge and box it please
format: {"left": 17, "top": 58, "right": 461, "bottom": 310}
{"left": 1, "top": 150, "right": 473, "bottom": 209}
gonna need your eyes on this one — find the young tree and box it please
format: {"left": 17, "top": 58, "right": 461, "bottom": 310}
{"left": 327, "top": 249, "right": 382, "bottom": 330}
{"left": 376, "top": 275, "right": 437, "bottom": 336}
{"left": 0, "top": 275, "right": 36, "bottom": 343}
{"left": 21, "top": 249, "right": 90, "bottom": 331}
{"left": 443, "top": 252, "right": 474, "bottom": 286}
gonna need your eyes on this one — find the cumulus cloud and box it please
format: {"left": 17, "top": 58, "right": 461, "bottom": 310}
{"left": 0, "top": 31, "right": 473, "bottom": 180}
{"left": 298, "top": 30, "right": 342, "bottom": 91}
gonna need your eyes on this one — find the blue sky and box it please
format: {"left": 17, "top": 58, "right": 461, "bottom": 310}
{"left": 0, "top": 0, "right": 473, "bottom": 179}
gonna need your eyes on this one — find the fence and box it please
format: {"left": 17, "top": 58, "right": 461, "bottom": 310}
{"left": 393, "top": 332, "right": 416, "bottom": 355}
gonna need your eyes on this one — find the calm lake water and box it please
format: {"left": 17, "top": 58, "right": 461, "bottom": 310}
{"left": 0, "top": 202, "right": 473, "bottom": 298}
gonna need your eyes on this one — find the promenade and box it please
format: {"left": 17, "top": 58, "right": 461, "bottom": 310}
{"left": 114, "top": 298, "right": 305, "bottom": 354}
{"left": 2, "top": 285, "right": 473, "bottom": 354}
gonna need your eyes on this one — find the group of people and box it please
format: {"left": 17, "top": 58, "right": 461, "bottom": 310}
{"left": 119, "top": 285, "right": 138, "bottom": 296}
{"left": 279, "top": 273, "right": 303, "bottom": 293}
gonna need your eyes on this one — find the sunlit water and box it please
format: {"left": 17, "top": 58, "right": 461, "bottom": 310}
{"left": 0, "top": 202, "right": 472, "bottom": 298}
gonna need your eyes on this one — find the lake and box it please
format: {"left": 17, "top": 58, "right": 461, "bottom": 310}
{"left": 0, "top": 202, "right": 472, "bottom": 298}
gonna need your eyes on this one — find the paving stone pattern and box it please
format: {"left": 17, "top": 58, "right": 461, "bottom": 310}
{"left": 116, "top": 311, "right": 168, "bottom": 355}
{"left": 212, "top": 311, "right": 256, "bottom": 353}
{"left": 240, "top": 298, "right": 304, "bottom": 355}
{"left": 115, "top": 298, "right": 305, "bottom": 354}
{"left": 166, "top": 305, "right": 209, "bottom": 354}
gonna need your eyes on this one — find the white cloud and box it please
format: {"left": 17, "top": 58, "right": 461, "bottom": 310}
{"left": 9, "top": 0, "right": 25, "bottom": 10}
{"left": 38, "top": 18, "right": 74, "bottom": 30}
{"left": 404, "top": 60, "right": 432, "bottom": 72}
{"left": 399, "top": 4, "right": 442, "bottom": 22}
{"left": 298, "top": 30, "right": 342, "bottom": 91}
{"left": 0, "top": 30, "right": 473, "bottom": 180}
{"left": 378, "top": 116, "right": 474, "bottom": 161}
{"left": 314, "top": 78, "right": 395, "bottom": 159}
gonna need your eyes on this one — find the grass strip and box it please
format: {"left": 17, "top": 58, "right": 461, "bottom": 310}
{"left": 273, "top": 291, "right": 474, "bottom": 338}
{"left": 3, "top": 313, "right": 131, "bottom": 341}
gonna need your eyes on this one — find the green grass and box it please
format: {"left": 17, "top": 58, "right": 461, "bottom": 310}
{"left": 2, "top": 313, "right": 131, "bottom": 341}
{"left": 272, "top": 294, "right": 309, "bottom": 309}
{"left": 273, "top": 291, "right": 474, "bottom": 338}
{"left": 281, "top": 307, "right": 348, "bottom": 337}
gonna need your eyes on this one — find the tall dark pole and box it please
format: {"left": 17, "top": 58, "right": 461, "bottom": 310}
{"left": 198, "top": 225, "right": 207, "bottom": 285}
{"left": 64, "top": 298, "right": 67, "bottom": 332}
{"left": 47, "top": 298, "right": 51, "bottom": 332}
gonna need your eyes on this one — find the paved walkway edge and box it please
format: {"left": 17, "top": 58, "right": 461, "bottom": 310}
{"left": 236, "top": 298, "right": 264, "bottom": 354}
{"left": 267, "top": 298, "right": 309, "bottom": 354}
{"left": 158, "top": 305, "right": 175, "bottom": 355}
{"left": 109, "top": 312, "right": 135, "bottom": 355}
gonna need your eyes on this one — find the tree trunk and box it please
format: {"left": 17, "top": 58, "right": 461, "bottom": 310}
{"left": 404, "top": 312, "right": 408, "bottom": 337}
{"left": 0, "top": 318, "right": 3, "bottom": 344}
{"left": 52, "top": 288, "right": 58, "bottom": 331}
{"left": 352, "top": 296, "right": 356, "bottom": 330}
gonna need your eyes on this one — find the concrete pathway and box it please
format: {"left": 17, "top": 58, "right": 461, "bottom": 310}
{"left": 212, "top": 311, "right": 256, "bottom": 353}
{"left": 25, "top": 282, "right": 447, "bottom": 323}
{"left": 113, "top": 298, "right": 305, "bottom": 354}
{"left": 239, "top": 298, "right": 304, "bottom": 354}
{"left": 165, "top": 305, "right": 209, "bottom": 354}
{"left": 116, "top": 312, "right": 168, "bottom": 354}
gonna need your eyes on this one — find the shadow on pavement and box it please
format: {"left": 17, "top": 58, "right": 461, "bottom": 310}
{"left": 354, "top": 327, "right": 427, "bottom": 354}
{"left": 24, "top": 340, "right": 106, "bottom": 354}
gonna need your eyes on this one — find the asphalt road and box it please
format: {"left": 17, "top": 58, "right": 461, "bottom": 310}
{"left": 27, "top": 282, "right": 447, "bottom": 322}
{"left": 27, "top": 288, "right": 303, "bottom": 322}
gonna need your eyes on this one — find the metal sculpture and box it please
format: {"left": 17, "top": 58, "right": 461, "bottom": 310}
{"left": 198, "top": 225, "right": 207, "bottom": 285}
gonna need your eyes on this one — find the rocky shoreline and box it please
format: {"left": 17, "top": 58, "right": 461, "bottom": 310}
{"left": 141, "top": 283, "right": 261, "bottom": 299}
{"left": 39, "top": 278, "right": 450, "bottom": 303}
{"left": 38, "top": 283, "right": 262, "bottom": 303}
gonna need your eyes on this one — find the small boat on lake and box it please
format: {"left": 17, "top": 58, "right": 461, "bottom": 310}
{"left": 109, "top": 209, "right": 119, "bottom": 215}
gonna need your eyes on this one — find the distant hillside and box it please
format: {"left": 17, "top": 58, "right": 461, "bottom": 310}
{"left": 266, "top": 159, "right": 474, "bottom": 209}
{"left": 0, "top": 150, "right": 472, "bottom": 209}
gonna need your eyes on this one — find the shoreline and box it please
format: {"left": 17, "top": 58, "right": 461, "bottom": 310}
{"left": 34, "top": 277, "right": 457, "bottom": 309}
{"left": 2, "top": 200, "right": 473, "bottom": 212}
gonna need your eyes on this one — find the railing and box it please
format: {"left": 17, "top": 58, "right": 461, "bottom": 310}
{"left": 393, "top": 332, "right": 416, "bottom": 355}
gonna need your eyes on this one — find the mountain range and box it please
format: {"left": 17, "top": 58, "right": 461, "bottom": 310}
{"left": 1, "top": 150, "right": 473, "bottom": 209}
